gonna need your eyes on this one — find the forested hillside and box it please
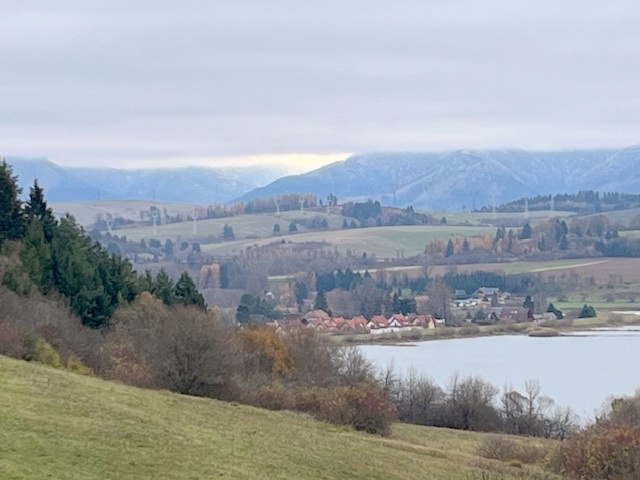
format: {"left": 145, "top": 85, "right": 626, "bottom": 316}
{"left": 0, "top": 159, "right": 205, "bottom": 327}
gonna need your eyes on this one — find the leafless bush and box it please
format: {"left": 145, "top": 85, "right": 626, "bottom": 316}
{"left": 445, "top": 373, "right": 501, "bottom": 431}
{"left": 468, "top": 461, "right": 558, "bottom": 480}
{"left": 104, "top": 293, "right": 239, "bottom": 398}
{"left": 460, "top": 325, "right": 481, "bottom": 336}
{"left": 477, "top": 435, "right": 549, "bottom": 465}
{"left": 244, "top": 382, "right": 395, "bottom": 435}
{"left": 392, "top": 367, "right": 444, "bottom": 425}
{"left": 0, "top": 286, "right": 103, "bottom": 369}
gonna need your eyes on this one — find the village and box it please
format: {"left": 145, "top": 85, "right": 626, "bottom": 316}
{"left": 264, "top": 287, "right": 561, "bottom": 336}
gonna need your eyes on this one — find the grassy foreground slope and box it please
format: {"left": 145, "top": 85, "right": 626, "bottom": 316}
{"left": 0, "top": 356, "right": 556, "bottom": 480}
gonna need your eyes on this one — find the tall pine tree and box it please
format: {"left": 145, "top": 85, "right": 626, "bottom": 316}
{"left": 25, "top": 180, "right": 57, "bottom": 242}
{"left": 153, "top": 268, "right": 175, "bottom": 305}
{"left": 174, "top": 271, "right": 206, "bottom": 309}
{"left": 0, "top": 158, "right": 27, "bottom": 245}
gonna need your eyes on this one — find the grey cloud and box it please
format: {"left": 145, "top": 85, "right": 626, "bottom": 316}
{"left": 1, "top": 1, "right": 639, "bottom": 168}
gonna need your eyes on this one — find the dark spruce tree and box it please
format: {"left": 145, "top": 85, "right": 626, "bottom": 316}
{"left": 222, "top": 224, "right": 236, "bottom": 241}
{"left": 0, "top": 163, "right": 137, "bottom": 327}
{"left": 153, "top": 268, "right": 175, "bottom": 305}
{"left": 20, "top": 219, "right": 53, "bottom": 293}
{"left": 314, "top": 290, "right": 329, "bottom": 312}
{"left": 25, "top": 180, "right": 57, "bottom": 242}
{"left": 49, "top": 215, "right": 137, "bottom": 328}
{"left": 523, "top": 295, "right": 534, "bottom": 313}
{"left": 293, "top": 281, "right": 308, "bottom": 306}
{"left": 0, "top": 158, "right": 27, "bottom": 245}
{"left": 444, "top": 239, "right": 454, "bottom": 257}
{"left": 174, "top": 271, "right": 206, "bottom": 309}
{"left": 520, "top": 223, "right": 532, "bottom": 240}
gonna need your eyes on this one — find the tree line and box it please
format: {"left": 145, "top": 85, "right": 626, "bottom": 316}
{"left": 495, "top": 190, "right": 640, "bottom": 214}
{"left": 0, "top": 159, "right": 203, "bottom": 328}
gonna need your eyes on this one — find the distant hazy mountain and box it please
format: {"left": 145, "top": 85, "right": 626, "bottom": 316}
{"left": 235, "top": 147, "right": 640, "bottom": 210}
{"left": 6, "top": 157, "right": 100, "bottom": 202}
{"left": 8, "top": 147, "right": 640, "bottom": 209}
{"left": 6, "top": 157, "right": 284, "bottom": 204}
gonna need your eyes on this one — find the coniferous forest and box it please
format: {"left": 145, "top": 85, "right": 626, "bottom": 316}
{"left": 0, "top": 159, "right": 205, "bottom": 328}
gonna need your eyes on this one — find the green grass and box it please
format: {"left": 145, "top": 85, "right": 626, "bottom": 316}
{"left": 61, "top": 198, "right": 575, "bottom": 260}
{"left": 429, "top": 209, "right": 572, "bottom": 225}
{"left": 114, "top": 219, "right": 496, "bottom": 259}
{"left": 0, "top": 356, "right": 556, "bottom": 479}
{"left": 580, "top": 206, "right": 640, "bottom": 225}
{"left": 499, "top": 259, "right": 608, "bottom": 274}
{"left": 51, "top": 199, "right": 203, "bottom": 227}
{"left": 555, "top": 300, "right": 640, "bottom": 310}
{"left": 201, "top": 224, "right": 496, "bottom": 259}
{"left": 114, "top": 210, "right": 352, "bottom": 242}
{"left": 620, "top": 229, "right": 640, "bottom": 239}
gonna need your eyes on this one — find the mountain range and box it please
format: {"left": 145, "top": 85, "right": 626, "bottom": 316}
{"left": 5, "top": 146, "right": 640, "bottom": 210}
{"left": 235, "top": 146, "right": 640, "bottom": 210}
{"left": 6, "top": 157, "right": 284, "bottom": 204}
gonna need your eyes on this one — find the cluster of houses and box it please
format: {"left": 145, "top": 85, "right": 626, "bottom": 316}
{"left": 458, "top": 287, "right": 559, "bottom": 324}
{"left": 265, "top": 310, "right": 442, "bottom": 335}
{"left": 262, "top": 287, "right": 558, "bottom": 335}
{"left": 454, "top": 287, "right": 507, "bottom": 307}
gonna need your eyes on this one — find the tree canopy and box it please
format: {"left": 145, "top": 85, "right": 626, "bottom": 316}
{"left": 0, "top": 160, "right": 206, "bottom": 327}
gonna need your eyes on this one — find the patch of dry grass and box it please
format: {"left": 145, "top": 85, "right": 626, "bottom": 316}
{"left": 0, "top": 355, "right": 559, "bottom": 479}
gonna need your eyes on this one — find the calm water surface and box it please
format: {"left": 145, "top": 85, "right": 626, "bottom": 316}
{"left": 359, "top": 328, "right": 640, "bottom": 418}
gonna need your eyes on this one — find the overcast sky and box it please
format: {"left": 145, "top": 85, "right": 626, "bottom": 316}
{"left": 1, "top": 1, "right": 639, "bottom": 172}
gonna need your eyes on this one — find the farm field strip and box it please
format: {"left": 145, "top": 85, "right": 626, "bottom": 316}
{"left": 199, "top": 224, "right": 496, "bottom": 259}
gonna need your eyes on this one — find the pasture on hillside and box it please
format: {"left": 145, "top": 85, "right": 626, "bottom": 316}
{"left": 580, "top": 206, "right": 640, "bottom": 226}
{"left": 432, "top": 209, "right": 572, "bottom": 225}
{"left": 110, "top": 210, "right": 350, "bottom": 243}
{"left": 196, "top": 224, "right": 497, "bottom": 259}
{"left": 0, "top": 356, "right": 558, "bottom": 480}
{"left": 50, "top": 199, "right": 202, "bottom": 227}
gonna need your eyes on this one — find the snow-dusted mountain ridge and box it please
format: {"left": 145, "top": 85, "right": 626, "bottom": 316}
{"left": 236, "top": 147, "right": 640, "bottom": 210}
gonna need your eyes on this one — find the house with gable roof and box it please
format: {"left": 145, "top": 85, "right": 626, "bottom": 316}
{"left": 499, "top": 307, "right": 533, "bottom": 323}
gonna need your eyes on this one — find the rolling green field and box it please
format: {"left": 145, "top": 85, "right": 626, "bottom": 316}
{"left": 581, "top": 206, "right": 640, "bottom": 225}
{"left": 50, "top": 199, "right": 203, "bottom": 227}
{"left": 110, "top": 213, "right": 497, "bottom": 258}
{"left": 52, "top": 198, "right": 573, "bottom": 230}
{"left": 431, "top": 209, "right": 572, "bottom": 225}
{"left": 113, "top": 210, "right": 352, "bottom": 243}
{"left": 0, "top": 356, "right": 557, "bottom": 479}
{"left": 52, "top": 198, "right": 578, "bottom": 260}
{"left": 497, "top": 259, "right": 608, "bottom": 274}
{"left": 308, "top": 225, "right": 492, "bottom": 258}
{"left": 620, "top": 229, "right": 640, "bottom": 239}
{"left": 200, "top": 224, "right": 497, "bottom": 259}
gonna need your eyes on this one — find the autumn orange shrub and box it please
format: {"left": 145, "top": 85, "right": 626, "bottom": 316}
{"left": 243, "top": 382, "right": 395, "bottom": 435}
{"left": 239, "top": 327, "right": 292, "bottom": 377}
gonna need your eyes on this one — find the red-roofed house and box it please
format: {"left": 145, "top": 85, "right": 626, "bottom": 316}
{"left": 301, "top": 310, "right": 331, "bottom": 325}
{"left": 388, "top": 313, "right": 407, "bottom": 328}
{"left": 344, "top": 316, "right": 370, "bottom": 333}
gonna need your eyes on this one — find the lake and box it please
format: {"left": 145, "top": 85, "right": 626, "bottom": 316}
{"left": 359, "top": 328, "right": 640, "bottom": 418}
